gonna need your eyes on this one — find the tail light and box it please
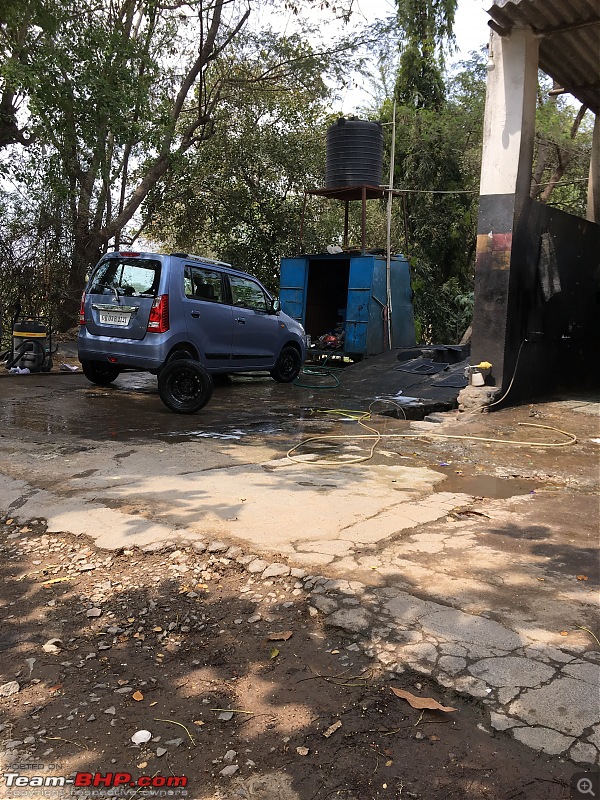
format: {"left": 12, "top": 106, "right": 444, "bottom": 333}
{"left": 78, "top": 292, "right": 86, "bottom": 324}
{"left": 147, "top": 294, "right": 169, "bottom": 333}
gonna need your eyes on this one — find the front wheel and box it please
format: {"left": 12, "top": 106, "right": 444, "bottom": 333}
{"left": 270, "top": 346, "right": 302, "bottom": 383}
{"left": 81, "top": 360, "right": 120, "bottom": 386}
{"left": 158, "top": 359, "right": 213, "bottom": 414}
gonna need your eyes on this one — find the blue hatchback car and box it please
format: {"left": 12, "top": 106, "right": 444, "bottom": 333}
{"left": 78, "top": 251, "right": 307, "bottom": 413}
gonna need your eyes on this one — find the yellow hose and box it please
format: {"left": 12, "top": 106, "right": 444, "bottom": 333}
{"left": 286, "top": 418, "right": 577, "bottom": 467}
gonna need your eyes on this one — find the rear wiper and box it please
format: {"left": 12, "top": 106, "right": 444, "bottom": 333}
{"left": 92, "top": 283, "right": 121, "bottom": 302}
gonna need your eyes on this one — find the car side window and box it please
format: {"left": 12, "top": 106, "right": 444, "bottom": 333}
{"left": 228, "top": 275, "right": 268, "bottom": 312}
{"left": 185, "top": 266, "right": 224, "bottom": 303}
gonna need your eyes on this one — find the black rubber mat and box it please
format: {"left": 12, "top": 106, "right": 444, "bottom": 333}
{"left": 395, "top": 358, "right": 449, "bottom": 375}
{"left": 431, "top": 373, "right": 468, "bottom": 388}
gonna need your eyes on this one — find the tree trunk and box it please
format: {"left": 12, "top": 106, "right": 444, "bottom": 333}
{"left": 55, "top": 229, "right": 105, "bottom": 332}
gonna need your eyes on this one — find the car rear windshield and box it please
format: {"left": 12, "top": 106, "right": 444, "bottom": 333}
{"left": 89, "top": 258, "right": 161, "bottom": 297}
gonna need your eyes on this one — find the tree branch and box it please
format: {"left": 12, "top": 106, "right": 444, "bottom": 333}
{"left": 538, "top": 104, "right": 587, "bottom": 204}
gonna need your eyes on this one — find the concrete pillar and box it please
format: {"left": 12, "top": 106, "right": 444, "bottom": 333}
{"left": 470, "top": 26, "right": 539, "bottom": 391}
{"left": 587, "top": 114, "right": 600, "bottom": 223}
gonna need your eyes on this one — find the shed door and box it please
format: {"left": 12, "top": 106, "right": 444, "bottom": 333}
{"left": 345, "top": 257, "right": 374, "bottom": 354}
{"left": 279, "top": 258, "right": 308, "bottom": 324}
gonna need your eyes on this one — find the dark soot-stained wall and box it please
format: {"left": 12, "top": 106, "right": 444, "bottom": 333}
{"left": 474, "top": 197, "right": 600, "bottom": 400}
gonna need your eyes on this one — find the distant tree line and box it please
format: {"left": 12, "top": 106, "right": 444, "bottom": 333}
{"left": 0, "top": 0, "right": 593, "bottom": 345}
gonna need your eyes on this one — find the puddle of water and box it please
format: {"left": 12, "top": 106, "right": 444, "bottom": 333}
{"left": 178, "top": 430, "right": 245, "bottom": 440}
{"left": 164, "top": 422, "right": 285, "bottom": 442}
{"left": 433, "top": 470, "right": 541, "bottom": 499}
{"left": 375, "top": 394, "right": 422, "bottom": 405}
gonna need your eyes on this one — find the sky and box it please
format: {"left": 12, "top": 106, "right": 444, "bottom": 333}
{"left": 351, "top": 0, "right": 489, "bottom": 59}
{"left": 336, "top": 0, "right": 491, "bottom": 113}
{"left": 260, "top": 0, "right": 491, "bottom": 114}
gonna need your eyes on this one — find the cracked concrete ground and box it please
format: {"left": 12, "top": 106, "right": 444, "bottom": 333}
{"left": 0, "top": 370, "right": 598, "bottom": 767}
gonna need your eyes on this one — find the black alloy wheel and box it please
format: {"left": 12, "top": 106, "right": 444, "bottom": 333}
{"left": 158, "top": 359, "right": 213, "bottom": 414}
{"left": 270, "top": 346, "right": 302, "bottom": 383}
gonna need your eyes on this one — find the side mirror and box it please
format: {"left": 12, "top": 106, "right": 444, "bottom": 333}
{"left": 270, "top": 298, "right": 281, "bottom": 314}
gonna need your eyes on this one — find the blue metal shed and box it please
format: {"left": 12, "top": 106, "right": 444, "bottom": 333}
{"left": 280, "top": 252, "right": 415, "bottom": 358}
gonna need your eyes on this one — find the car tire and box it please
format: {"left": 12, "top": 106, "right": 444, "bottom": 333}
{"left": 270, "top": 346, "right": 302, "bottom": 383}
{"left": 158, "top": 359, "right": 213, "bottom": 414}
{"left": 81, "top": 360, "right": 121, "bottom": 386}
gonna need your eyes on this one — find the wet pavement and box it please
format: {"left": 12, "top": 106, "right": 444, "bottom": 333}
{"left": 0, "top": 360, "right": 599, "bottom": 767}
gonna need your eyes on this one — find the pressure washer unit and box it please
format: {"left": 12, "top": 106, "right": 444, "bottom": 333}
{"left": 5, "top": 316, "right": 53, "bottom": 372}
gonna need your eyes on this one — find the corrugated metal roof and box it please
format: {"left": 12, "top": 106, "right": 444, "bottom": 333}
{"left": 487, "top": 0, "right": 600, "bottom": 113}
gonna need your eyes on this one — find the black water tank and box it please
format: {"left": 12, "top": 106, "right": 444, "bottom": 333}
{"left": 325, "top": 118, "right": 383, "bottom": 189}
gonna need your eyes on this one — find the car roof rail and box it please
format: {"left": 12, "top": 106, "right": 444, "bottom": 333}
{"left": 171, "top": 252, "right": 232, "bottom": 268}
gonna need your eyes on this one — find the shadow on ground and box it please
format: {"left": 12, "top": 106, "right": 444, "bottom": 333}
{"left": 0, "top": 518, "right": 579, "bottom": 800}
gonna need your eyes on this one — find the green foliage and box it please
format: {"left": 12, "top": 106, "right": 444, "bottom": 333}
{"left": 376, "top": 52, "right": 486, "bottom": 342}
{"left": 531, "top": 74, "right": 593, "bottom": 215}
{"left": 395, "top": 41, "right": 445, "bottom": 110}
{"left": 0, "top": 0, "right": 61, "bottom": 146}
{"left": 1, "top": 0, "right": 592, "bottom": 348}
{"left": 388, "top": 3, "right": 476, "bottom": 341}
{"left": 411, "top": 265, "right": 473, "bottom": 344}
{"left": 395, "top": 0, "right": 456, "bottom": 45}
{"left": 393, "top": 0, "right": 457, "bottom": 110}
{"left": 0, "top": 188, "right": 66, "bottom": 350}
{"left": 146, "top": 34, "right": 351, "bottom": 292}
{"left": 0, "top": 0, "right": 364, "bottom": 329}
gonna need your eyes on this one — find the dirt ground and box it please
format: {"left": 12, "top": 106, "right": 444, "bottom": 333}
{"left": 0, "top": 517, "right": 582, "bottom": 800}
{"left": 1, "top": 344, "right": 599, "bottom": 798}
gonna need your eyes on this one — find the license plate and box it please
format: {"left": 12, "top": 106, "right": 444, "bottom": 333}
{"left": 99, "top": 312, "right": 130, "bottom": 326}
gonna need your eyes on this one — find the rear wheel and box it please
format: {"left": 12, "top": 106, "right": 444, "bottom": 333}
{"left": 81, "top": 360, "right": 120, "bottom": 386}
{"left": 270, "top": 346, "right": 302, "bottom": 383}
{"left": 158, "top": 359, "right": 213, "bottom": 414}
{"left": 153, "top": 350, "right": 195, "bottom": 376}
{"left": 166, "top": 350, "right": 195, "bottom": 364}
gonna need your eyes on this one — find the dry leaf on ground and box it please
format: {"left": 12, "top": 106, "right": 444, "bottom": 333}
{"left": 267, "top": 631, "right": 293, "bottom": 641}
{"left": 391, "top": 688, "right": 457, "bottom": 713}
{"left": 323, "top": 720, "right": 342, "bottom": 738}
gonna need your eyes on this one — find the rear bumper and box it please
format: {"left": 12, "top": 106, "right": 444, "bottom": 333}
{"left": 77, "top": 329, "right": 171, "bottom": 370}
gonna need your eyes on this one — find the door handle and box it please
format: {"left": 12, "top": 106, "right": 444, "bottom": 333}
{"left": 235, "top": 317, "right": 246, "bottom": 324}
{"left": 191, "top": 310, "right": 200, "bottom": 318}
